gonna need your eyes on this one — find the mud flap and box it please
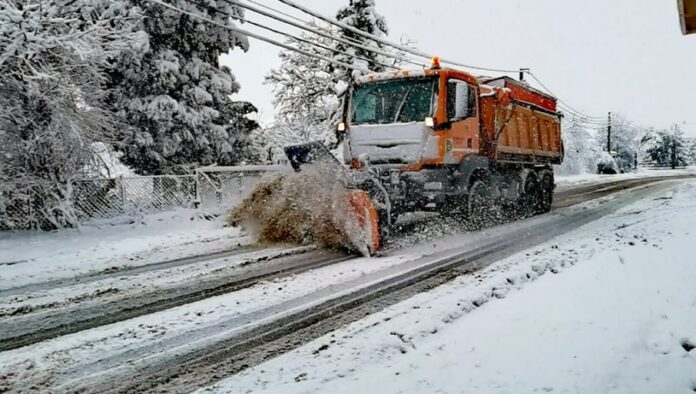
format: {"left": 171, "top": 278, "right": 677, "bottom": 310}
{"left": 347, "top": 189, "right": 381, "bottom": 255}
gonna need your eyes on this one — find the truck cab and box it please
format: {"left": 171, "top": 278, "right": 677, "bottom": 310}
{"left": 341, "top": 67, "right": 482, "bottom": 171}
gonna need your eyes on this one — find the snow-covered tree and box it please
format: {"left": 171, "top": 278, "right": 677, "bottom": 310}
{"left": 598, "top": 113, "right": 640, "bottom": 171}
{"left": 0, "top": 0, "right": 146, "bottom": 230}
{"left": 332, "top": 0, "right": 389, "bottom": 82}
{"left": 556, "top": 119, "right": 603, "bottom": 175}
{"left": 261, "top": 1, "right": 403, "bottom": 159}
{"left": 107, "top": 0, "right": 257, "bottom": 175}
{"left": 262, "top": 21, "right": 341, "bottom": 150}
{"left": 641, "top": 126, "right": 689, "bottom": 168}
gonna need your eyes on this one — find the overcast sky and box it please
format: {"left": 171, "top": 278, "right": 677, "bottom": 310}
{"left": 222, "top": 0, "right": 696, "bottom": 136}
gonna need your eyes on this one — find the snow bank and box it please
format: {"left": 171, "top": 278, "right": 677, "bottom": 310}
{"left": 0, "top": 209, "right": 247, "bottom": 289}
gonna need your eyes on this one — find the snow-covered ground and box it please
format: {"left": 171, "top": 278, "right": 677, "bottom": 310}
{"left": 204, "top": 180, "right": 696, "bottom": 394}
{"left": 555, "top": 166, "right": 695, "bottom": 190}
{"left": 0, "top": 209, "right": 250, "bottom": 289}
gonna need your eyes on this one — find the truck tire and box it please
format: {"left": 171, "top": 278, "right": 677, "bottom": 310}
{"left": 538, "top": 174, "right": 554, "bottom": 214}
{"left": 467, "top": 180, "right": 492, "bottom": 229}
{"left": 520, "top": 175, "right": 541, "bottom": 218}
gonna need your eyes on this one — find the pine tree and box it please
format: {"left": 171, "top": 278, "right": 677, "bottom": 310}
{"left": 0, "top": 0, "right": 145, "bottom": 229}
{"left": 332, "top": 0, "right": 389, "bottom": 84}
{"left": 108, "top": 0, "right": 258, "bottom": 175}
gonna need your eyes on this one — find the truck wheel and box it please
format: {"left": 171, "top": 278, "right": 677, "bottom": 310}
{"left": 538, "top": 174, "right": 554, "bottom": 214}
{"left": 521, "top": 175, "right": 540, "bottom": 218}
{"left": 467, "top": 180, "right": 492, "bottom": 229}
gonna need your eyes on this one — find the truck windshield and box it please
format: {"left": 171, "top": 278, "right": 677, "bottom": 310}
{"left": 351, "top": 77, "right": 436, "bottom": 125}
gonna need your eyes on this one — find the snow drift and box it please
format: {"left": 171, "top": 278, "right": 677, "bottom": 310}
{"left": 228, "top": 165, "right": 371, "bottom": 255}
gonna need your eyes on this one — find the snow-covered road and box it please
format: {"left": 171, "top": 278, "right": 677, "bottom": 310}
{"left": 204, "top": 180, "right": 696, "bottom": 394}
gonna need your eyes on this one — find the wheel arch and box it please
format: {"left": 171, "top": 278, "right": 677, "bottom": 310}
{"left": 456, "top": 155, "right": 491, "bottom": 191}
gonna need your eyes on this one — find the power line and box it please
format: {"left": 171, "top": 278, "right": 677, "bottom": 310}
{"left": 246, "top": 0, "right": 414, "bottom": 61}
{"left": 275, "top": 0, "right": 520, "bottom": 74}
{"left": 145, "top": 0, "right": 367, "bottom": 73}
{"left": 227, "top": 0, "right": 428, "bottom": 69}
{"left": 527, "top": 72, "right": 607, "bottom": 121}
{"left": 182, "top": 0, "right": 400, "bottom": 71}
{"left": 246, "top": 0, "right": 308, "bottom": 25}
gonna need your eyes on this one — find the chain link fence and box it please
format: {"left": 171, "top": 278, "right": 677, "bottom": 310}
{"left": 69, "top": 165, "right": 286, "bottom": 224}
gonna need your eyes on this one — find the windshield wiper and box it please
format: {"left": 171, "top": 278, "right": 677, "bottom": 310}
{"left": 393, "top": 86, "right": 413, "bottom": 123}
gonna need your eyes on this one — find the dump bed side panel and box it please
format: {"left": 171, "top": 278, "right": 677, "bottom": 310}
{"left": 480, "top": 96, "right": 563, "bottom": 165}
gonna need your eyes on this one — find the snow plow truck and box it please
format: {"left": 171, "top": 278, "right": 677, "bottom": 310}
{"left": 284, "top": 58, "right": 563, "bottom": 254}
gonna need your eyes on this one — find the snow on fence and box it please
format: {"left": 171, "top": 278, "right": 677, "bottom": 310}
{"left": 69, "top": 165, "right": 287, "bottom": 224}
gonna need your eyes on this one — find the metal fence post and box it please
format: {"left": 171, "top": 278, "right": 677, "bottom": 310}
{"left": 119, "top": 175, "right": 126, "bottom": 211}
{"left": 194, "top": 171, "right": 201, "bottom": 209}
{"left": 239, "top": 173, "right": 245, "bottom": 201}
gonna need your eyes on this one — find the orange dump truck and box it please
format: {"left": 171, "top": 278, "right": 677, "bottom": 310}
{"left": 285, "top": 59, "right": 563, "bottom": 254}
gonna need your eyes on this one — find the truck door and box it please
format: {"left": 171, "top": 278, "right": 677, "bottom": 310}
{"left": 444, "top": 79, "right": 479, "bottom": 164}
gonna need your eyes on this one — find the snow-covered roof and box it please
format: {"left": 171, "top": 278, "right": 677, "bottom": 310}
{"left": 354, "top": 69, "right": 427, "bottom": 84}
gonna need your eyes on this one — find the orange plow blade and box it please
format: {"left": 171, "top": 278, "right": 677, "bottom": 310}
{"left": 347, "top": 190, "right": 381, "bottom": 255}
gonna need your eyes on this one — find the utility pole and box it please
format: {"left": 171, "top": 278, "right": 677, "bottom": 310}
{"left": 519, "top": 68, "right": 530, "bottom": 82}
{"left": 607, "top": 112, "right": 612, "bottom": 153}
{"left": 671, "top": 124, "right": 678, "bottom": 169}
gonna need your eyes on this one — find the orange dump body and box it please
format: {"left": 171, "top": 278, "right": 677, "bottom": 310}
{"left": 479, "top": 76, "right": 563, "bottom": 165}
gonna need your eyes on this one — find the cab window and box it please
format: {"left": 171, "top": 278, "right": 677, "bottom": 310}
{"left": 447, "top": 80, "right": 476, "bottom": 121}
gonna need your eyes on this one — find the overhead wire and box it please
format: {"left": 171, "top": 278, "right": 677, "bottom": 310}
{"left": 246, "top": 0, "right": 421, "bottom": 63}
{"left": 226, "top": 0, "right": 429, "bottom": 68}
{"left": 274, "top": 0, "right": 520, "bottom": 74}
{"left": 527, "top": 72, "right": 607, "bottom": 122}
{"left": 144, "top": 0, "right": 368, "bottom": 72}
{"left": 181, "top": 0, "right": 400, "bottom": 71}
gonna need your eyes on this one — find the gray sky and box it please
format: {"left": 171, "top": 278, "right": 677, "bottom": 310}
{"left": 222, "top": 0, "right": 696, "bottom": 136}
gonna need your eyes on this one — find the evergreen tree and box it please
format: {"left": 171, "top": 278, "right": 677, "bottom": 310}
{"left": 332, "top": 0, "right": 389, "bottom": 84}
{"left": 108, "top": 0, "right": 258, "bottom": 175}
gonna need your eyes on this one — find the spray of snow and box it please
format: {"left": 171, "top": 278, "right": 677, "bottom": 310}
{"left": 228, "top": 166, "right": 371, "bottom": 255}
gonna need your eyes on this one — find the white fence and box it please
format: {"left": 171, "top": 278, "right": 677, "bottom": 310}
{"left": 69, "top": 165, "right": 286, "bottom": 224}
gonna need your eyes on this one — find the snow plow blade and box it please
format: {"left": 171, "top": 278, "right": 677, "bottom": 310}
{"left": 283, "top": 141, "right": 382, "bottom": 255}
{"left": 347, "top": 189, "right": 381, "bottom": 255}
{"left": 284, "top": 141, "right": 343, "bottom": 172}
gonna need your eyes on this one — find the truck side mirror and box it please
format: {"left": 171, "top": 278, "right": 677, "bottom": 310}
{"left": 425, "top": 116, "right": 450, "bottom": 130}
